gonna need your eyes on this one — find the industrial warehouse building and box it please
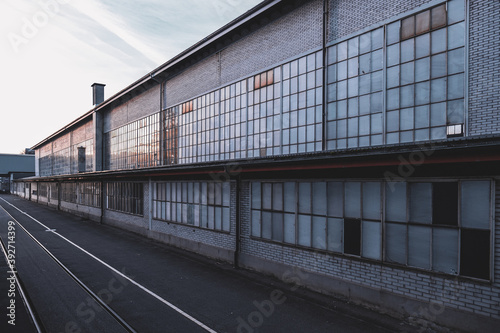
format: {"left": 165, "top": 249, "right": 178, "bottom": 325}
{"left": 12, "top": 0, "right": 500, "bottom": 330}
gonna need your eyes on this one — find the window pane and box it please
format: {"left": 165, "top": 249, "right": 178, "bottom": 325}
{"left": 387, "top": 66, "right": 399, "bottom": 88}
{"left": 251, "top": 210, "right": 261, "bottom": 237}
{"left": 298, "top": 182, "right": 311, "bottom": 214}
{"left": 431, "top": 28, "right": 447, "bottom": 54}
{"left": 431, "top": 53, "right": 446, "bottom": 78}
{"left": 223, "top": 207, "right": 230, "bottom": 231}
{"left": 344, "top": 218, "right": 361, "bottom": 255}
{"left": 401, "top": 85, "right": 415, "bottom": 108}
{"left": 312, "top": 182, "right": 327, "bottom": 215}
{"left": 387, "top": 88, "right": 399, "bottom": 110}
{"left": 387, "top": 44, "right": 400, "bottom": 67}
{"left": 447, "top": 99, "right": 464, "bottom": 124}
{"left": 431, "top": 4, "right": 447, "bottom": 29}
{"left": 401, "top": 62, "right": 414, "bottom": 85}
{"left": 448, "top": 0, "right": 465, "bottom": 24}
{"left": 431, "top": 78, "right": 446, "bottom": 103}
{"left": 386, "top": 21, "right": 400, "bottom": 45}
{"left": 327, "top": 182, "right": 343, "bottom": 217}
{"left": 222, "top": 182, "right": 230, "bottom": 206}
{"left": 312, "top": 216, "right": 327, "bottom": 249}
{"left": 385, "top": 223, "right": 406, "bottom": 264}
{"left": 415, "top": 34, "right": 430, "bottom": 58}
{"left": 448, "top": 47, "right": 464, "bottom": 75}
{"left": 432, "top": 182, "right": 458, "bottom": 226}
{"left": 345, "top": 182, "right": 361, "bottom": 218}
{"left": 416, "top": 10, "right": 430, "bottom": 35}
{"left": 262, "top": 183, "right": 272, "bottom": 210}
{"left": 327, "top": 218, "right": 343, "bottom": 252}
{"left": 448, "top": 22, "right": 465, "bottom": 49}
{"left": 448, "top": 73, "right": 464, "bottom": 100}
{"left": 401, "top": 16, "right": 415, "bottom": 40}
{"left": 272, "top": 213, "right": 284, "bottom": 242}
{"left": 298, "top": 214, "right": 312, "bottom": 247}
{"left": 273, "top": 183, "right": 283, "bottom": 211}
{"left": 362, "top": 221, "right": 381, "bottom": 260}
{"left": 262, "top": 211, "right": 272, "bottom": 239}
{"left": 460, "top": 229, "right": 490, "bottom": 280}
{"left": 415, "top": 58, "right": 430, "bottom": 82}
{"left": 385, "top": 182, "right": 407, "bottom": 222}
{"left": 284, "top": 213, "right": 295, "bottom": 244}
{"left": 433, "top": 228, "right": 458, "bottom": 274}
{"left": 284, "top": 182, "right": 296, "bottom": 213}
{"left": 401, "top": 39, "right": 414, "bottom": 63}
{"left": 408, "top": 225, "right": 431, "bottom": 269}
{"left": 461, "top": 181, "right": 491, "bottom": 229}
{"left": 410, "top": 183, "right": 432, "bottom": 223}
{"left": 362, "top": 182, "right": 380, "bottom": 220}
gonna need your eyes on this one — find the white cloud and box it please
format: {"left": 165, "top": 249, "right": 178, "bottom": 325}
{"left": 0, "top": 0, "right": 262, "bottom": 154}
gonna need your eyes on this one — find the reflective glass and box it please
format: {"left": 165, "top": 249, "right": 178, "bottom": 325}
{"left": 327, "top": 218, "right": 343, "bottom": 252}
{"left": 433, "top": 228, "right": 458, "bottom": 274}
{"left": 408, "top": 225, "right": 431, "bottom": 269}
{"left": 415, "top": 34, "right": 430, "bottom": 58}
{"left": 461, "top": 181, "right": 491, "bottom": 229}
{"left": 410, "top": 183, "right": 432, "bottom": 223}
{"left": 385, "top": 182, "right": 407, "bottom": 222}
{"left": 362, "top": 221, "right": 381, "bottom": 260}
{"left": 385, "top": 223, "right": 406, "bottom": 264}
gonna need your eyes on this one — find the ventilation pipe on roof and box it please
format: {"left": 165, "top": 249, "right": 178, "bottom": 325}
{"left": 91, "top": 83, "right": 106, "bottom": 106}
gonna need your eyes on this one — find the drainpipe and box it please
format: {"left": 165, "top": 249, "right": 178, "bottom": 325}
{"left": 322, "top": 0, "right": 329, "bottom": 151}
{"left": 100, "top": 181, "right": 105, "bottom": 224}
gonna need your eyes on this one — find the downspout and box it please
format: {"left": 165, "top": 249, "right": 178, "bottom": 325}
{"left": 100, "top": 181, "right": 104, "bottom": 224}
{"left": 321, "top": 0, "right": 329, "bottom": 151}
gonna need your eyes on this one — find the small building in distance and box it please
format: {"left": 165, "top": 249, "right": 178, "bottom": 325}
{"left": 0, "top": 153, "right": 35, "bottom": 193}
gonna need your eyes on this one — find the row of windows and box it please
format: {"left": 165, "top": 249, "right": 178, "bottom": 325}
{"left": 98, "top": 1, "right": 466, "bottom": 172}
{"left": 39, "top": 139, "right": 95, "bottom": 177}
{"left": 251, "top": 179, "right": 491, "bottom": 280}
{"left": 106, "top": 182, "right": 144, "bottom": 216}
{"left": 152, "top": 181, "right": 231, "bottom": 232}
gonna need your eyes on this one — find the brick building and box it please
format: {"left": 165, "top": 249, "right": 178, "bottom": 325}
{"left": 14, "top": 0, "right": 500, "bottom": 330}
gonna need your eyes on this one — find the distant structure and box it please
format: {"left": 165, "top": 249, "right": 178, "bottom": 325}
{"left": 0, "top": 153, "right": 35, "bottom": 193}
{"left": 11, "top": 0, "right": 500, "bottom": 331}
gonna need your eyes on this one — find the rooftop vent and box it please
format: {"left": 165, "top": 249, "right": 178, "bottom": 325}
{"left": 91, "top": 83, "right": 106, "bottom": 106}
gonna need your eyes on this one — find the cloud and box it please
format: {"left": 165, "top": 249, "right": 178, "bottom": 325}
{"left": 0, "top": 0, "right": 262, "bottom": 154}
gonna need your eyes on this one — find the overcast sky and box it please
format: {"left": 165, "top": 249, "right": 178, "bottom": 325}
{"left": 0, "top": 0, "right": 262, "bottom": 154}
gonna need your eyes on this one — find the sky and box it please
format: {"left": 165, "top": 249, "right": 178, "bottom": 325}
{"left": 0, "top": 0, "right": 262, "bottom": 154}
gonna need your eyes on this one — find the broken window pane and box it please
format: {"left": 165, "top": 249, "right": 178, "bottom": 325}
{"left": 460, "top": 229, "right": 490, "bottom": 280}
{"left": 432, "top": 182, "right": 458, "bottom": 226}
{"left": 344, "top": 218, "right": 361, "bottom": 255}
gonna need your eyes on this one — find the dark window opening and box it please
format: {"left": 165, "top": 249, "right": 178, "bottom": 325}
{"left": 344, "top": 218, "right": 361, "bottom": 255}
{"left": 460, "top": 229, "right": 490, "bottom": 280}
{"left": 432, "top": 182, "right": 458, "bottom": 226}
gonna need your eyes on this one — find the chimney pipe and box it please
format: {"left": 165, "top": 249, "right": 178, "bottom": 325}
{"left": 91, "top": 83, "right": 106, "bottom": 106}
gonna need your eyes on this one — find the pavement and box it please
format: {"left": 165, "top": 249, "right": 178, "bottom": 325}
{"left": 0, "top": 194, "right": 417, "bottom": 333}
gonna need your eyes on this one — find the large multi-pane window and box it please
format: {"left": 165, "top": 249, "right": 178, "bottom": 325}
{"left": 105, "top": 113, "right": 160, "bottom": 170}
{"left": 106, "top": 182, "right": 144, "bottom": 215}
{"left": 71, "top": 139, "right": 94, "bottom": 173}
{"left": 281, "top": 51, "right": 323, "bottom": 154}
{"left": 326, "top": 0, "right": 465, "bottom": 148}
{"left": 251, "top": 179, "right": 492, "bottom": 280}
{"left": 326, "top": 28, "right": 385, "bottom": 149}
{"left": 61, "top": 183, "right": 77, "bottom": 203}
{"left": 385, "top": 1, "right": 466, "bottom": 143}
{"left": 78, "top": 182, "right": 101, "bottom": 208}
{"left": 153, "top": 181, "right": 230, "bottom": 232}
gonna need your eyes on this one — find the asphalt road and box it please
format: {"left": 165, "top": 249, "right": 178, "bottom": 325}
{"left": 0, "top": 194, "right": 415, "bottom": 332}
